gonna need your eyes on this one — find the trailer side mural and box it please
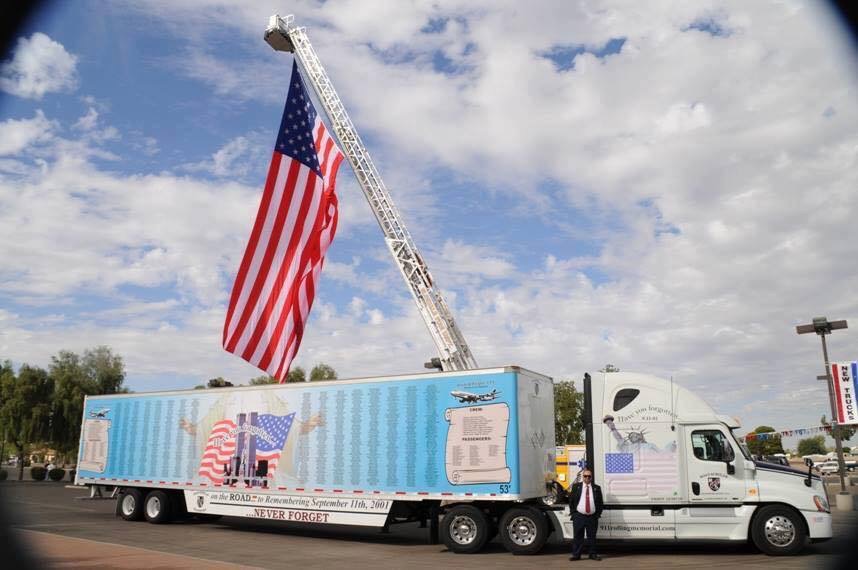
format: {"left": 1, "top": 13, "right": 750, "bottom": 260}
{"left": 77, "top": 368, "right": 558, "bottom": 534}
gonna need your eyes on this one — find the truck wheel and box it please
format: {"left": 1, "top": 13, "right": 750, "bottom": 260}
{"left": 144, "top": 490, "right": 173, "bottom": 524}
{"left": 751, "top": 505, "right": 808, "bottom": 556}
{"left": 441, "top": 505, "right": 490, "bottom": 554}
{"left": 119, "top": 488, "right": 145, "bottom": 521}
{"left": 499, "top": 507, "right": 549, "bottom": 555}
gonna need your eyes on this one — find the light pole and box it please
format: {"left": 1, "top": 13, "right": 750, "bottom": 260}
{"left": 796, "top": 316, "right": 851, "bottom": 509}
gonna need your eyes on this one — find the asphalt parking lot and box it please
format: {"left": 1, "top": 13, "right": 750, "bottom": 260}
{"left": 1, "top": 482, "right": 855, "bottom": 569}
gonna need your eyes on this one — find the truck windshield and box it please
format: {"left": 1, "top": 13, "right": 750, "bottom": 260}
{"left": 729, "top": 428, "right": 752, "bottom": 460}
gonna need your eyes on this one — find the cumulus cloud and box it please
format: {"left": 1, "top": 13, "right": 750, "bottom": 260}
{"left": 73, "top": 107, "right": 99, "bottom": 131}
{"left": 0, "top": 32, "right": 78, "bottom": 99}
{"left": 0, "top": 111, "right": 56, "bottom": 156}
{"left": 182, "top": 133, "right": 269, "bottom": 179}
{"left": 2, "top": 2, "right": 856, "bottom": 434}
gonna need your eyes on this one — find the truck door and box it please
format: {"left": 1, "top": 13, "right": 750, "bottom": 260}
{"left": 676, "top": 425, "right": 748, "bottom": 539}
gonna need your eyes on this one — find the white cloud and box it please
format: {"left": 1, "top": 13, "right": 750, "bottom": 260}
{"left": 0, "top": 32, "right": 78, "bottom": 99}
{"left": 0, "top": 111, "right": 55, "bottom": 156}
{"left": 73, "top": 107, "right": 99, "bottom": 131}
{"left": 2, "top": 2, "right": 857, "bottom": 435}
{"left": 433, "top": 240, "right": 516, "bottom": 286}
{"left": 182, "top": 134, "right": 268, "bottom": 178}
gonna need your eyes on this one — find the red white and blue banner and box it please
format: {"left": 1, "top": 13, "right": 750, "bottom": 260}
{"left": 742, "top": 425, "right": 832, "bottom": 441}
{"left": 831, "top": 361, "right": 858, "bottom": 426}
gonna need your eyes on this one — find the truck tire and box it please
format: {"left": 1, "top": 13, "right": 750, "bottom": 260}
{"left": 441, "top": 505, "right": 491, "bottom": 554}
{"left": 143, "top": 490, "right": 173, "bottom": 524}
{"left": 499, "top": 506, "right": 549, "bottom": 555}
{"left": 750, "top": 505, "right": 808, "bottom": 556}
{"left": 118, "top": 488, "right": 145, "bottom": 521}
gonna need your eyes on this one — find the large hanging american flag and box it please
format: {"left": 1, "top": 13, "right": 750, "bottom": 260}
{"left": 223, "top": 61, "right": 344, "bottom": 381}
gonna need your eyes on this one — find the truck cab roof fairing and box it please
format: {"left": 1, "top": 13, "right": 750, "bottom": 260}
{"left": 599, "top": 372, "right": 720, "bottom": 425}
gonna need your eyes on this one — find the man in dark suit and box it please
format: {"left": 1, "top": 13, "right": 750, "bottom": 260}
{"left": 568, "top": 468, "right": 604, "bottom": 561}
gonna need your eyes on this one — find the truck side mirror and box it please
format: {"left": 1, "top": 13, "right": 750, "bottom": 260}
{"left": 804, "top": 457, "right": 813, "bottom": 467}
{"left": 726, "top": 461, "right": 735, "bottom": 475}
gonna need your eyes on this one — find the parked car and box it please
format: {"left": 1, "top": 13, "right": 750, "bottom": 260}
{"left": 759, "top": 455, "right": 790, "bottom": 467}
{"left": 817, "top": 460, "right": 841, "bottom": 474}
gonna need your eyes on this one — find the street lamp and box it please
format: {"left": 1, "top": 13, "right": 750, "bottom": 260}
{"left": 796, "top": 316, "right": 852, "bottom": 510}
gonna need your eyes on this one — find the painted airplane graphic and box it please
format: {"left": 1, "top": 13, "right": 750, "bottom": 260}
{"left": 450, "top": 389, "right": 501, "bottom": 404}
{"left": 89, "top": 408, "right": 110, "bottom": 419}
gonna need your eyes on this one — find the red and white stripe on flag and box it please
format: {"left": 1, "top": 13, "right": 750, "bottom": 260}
{"left": 223, "top": 61, "right": 344, "bottom": 382}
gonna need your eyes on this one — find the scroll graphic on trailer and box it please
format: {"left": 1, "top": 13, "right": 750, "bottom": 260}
{"left": 831, "top": 362, "right": 858, "bottom": 426}
{"left": 445, "top": 403, "right": 511, "bottom": 484}
{"left": 198, "top": 412, "right": 295, "bottom": 486}
{"left": 79, "top": 417, "right": 110, "bottom": 472}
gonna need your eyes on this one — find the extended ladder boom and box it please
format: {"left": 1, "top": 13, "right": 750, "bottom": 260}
{"left": 265, "top": 15, "right": 477, "bottom": 371}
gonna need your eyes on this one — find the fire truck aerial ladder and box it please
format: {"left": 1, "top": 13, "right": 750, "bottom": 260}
{"left": 264, "top": 14, "right": 478, "bottom": 372}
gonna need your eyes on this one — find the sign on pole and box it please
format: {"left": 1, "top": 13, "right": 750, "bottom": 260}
{"left": 831, "top": 362, "right": 858, "bottom": 425}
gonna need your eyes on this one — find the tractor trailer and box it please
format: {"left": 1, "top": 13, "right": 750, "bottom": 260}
{"left": 76, "top": 366, "right": 831, "bottom": 555}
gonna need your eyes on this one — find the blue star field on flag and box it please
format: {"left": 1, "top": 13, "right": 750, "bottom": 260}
{"left": 605, "top": 452, "right": 635, "bottom": 473}
{"left": 257, "top": 413, "right": 296, "bottom": 451}
{"left": 275, "top": 62, "right": 322, "bottom": 176}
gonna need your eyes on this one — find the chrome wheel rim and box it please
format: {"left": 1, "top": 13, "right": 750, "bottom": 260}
{"left": 121, "top": 494, "right": 136, "bottom": 516}
{"left": 764, "top": 515, "right": 795, "bottom": 547}
{"left": 508, "top": 516, "right": 537, "bottom": 546}
{"left": 146, "top": 496, "right": 161, "bottom": 519}
{"left": 450, "top": 515, "right": 478, "bottom": 545}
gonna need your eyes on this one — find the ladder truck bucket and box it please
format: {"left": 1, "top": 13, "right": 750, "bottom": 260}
{"left": 265, "top": 15, "right": 295, "bottom": 53}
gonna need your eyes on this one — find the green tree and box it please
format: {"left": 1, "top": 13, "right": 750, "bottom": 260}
{"left": 797, "top": 435, "right": 827, "bottom": 456}
{"left": 206, "top": 377, "right": 233, "bottom": 388}
{"left": 820, "top": 414, "right": 856, "bottom": 442}
{"left": 745, "top": 426, "right": 785, "bottom": 456}
{"left": 249, "top": 375, "right": 278, "bottom": 385}
{"left": 0, "top": 362, "right": 54, "bottom": 480}
{"left": 600, "top": 364, "right": 620, "bottom": 373}
{"left": 50, "top": 347, "right": 127, "bottom": 463}
{"left": 287, "top": 366, "right": 306, "bottom": 383}
{"left": 309, "top": 363, "right": 337, "bottom": 382}
{"left": 554, "top": 380, "right": 584, "bottom": 445}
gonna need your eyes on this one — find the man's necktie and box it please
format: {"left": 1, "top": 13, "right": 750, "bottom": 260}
{"left": 585, "top": 485, "right": 591, "bottom": 514}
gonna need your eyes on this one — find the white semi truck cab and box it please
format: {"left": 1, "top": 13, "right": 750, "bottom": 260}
{"left": 552, "top": 371, "right": 833, "bottom": 555}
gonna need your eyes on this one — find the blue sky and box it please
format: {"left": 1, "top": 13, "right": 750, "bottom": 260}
{"left": 1, "top": 1, "right": 857, "bottom": 449}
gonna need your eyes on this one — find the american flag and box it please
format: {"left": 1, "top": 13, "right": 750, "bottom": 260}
{"left": 604, "top": 449, "right": 679, "bottom": 496}
{"left": 197, "top": 414, "right": 295, "bottom": 484}
{"left": 254, "top": 413, "right": 295, "bottom": 473}
{"left": 198, "top": 419, "right": 237, "bottom": 484}
{"left": 223, "top": 61, "right": 344, "bottom": 382}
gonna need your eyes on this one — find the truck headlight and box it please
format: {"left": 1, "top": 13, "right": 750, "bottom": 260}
{"left": 813, "top": 495, "right": 829, "bottom": 513}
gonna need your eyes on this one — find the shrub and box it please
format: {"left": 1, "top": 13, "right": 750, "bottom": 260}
{"left": 48, "top": 468, "right": 66, "bottom": 481}
{"left": 0, "top": 469, "right": 7, "bottom": 481}
{"left": 30, "top": 466, "right": 47, "bottom": 481}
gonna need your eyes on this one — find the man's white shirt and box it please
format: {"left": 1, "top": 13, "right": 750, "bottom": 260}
{"left": 576, "top": 483, "right": 595, "bottom": 515}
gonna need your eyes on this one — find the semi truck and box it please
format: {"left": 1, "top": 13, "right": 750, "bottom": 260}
{"left": 76, "top": 367, "right": 832, "bottom": 556}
